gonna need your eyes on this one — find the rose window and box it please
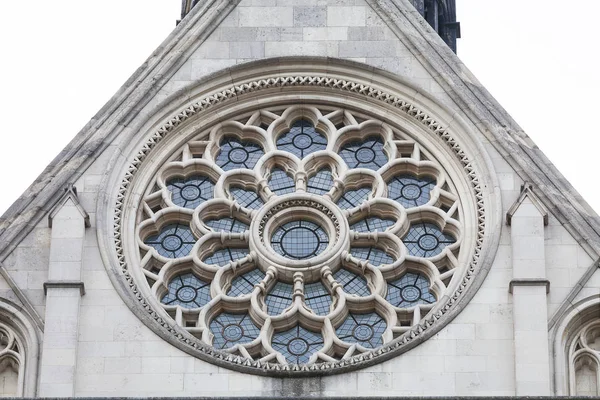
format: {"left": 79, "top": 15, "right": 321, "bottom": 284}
{"left": 135, "top": 105, "right": 463, "bottom": 367}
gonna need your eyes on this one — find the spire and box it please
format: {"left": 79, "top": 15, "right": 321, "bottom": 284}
{"left": 410, "top": 0, "right": 461, "bottom": 53}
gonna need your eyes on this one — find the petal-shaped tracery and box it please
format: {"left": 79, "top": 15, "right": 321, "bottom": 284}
{"left": 167, "top": 175, "right": 215, "bottom": 209}
{"left": 210, "top": 313, "right": 261, "bottom": 349}
{"left": 276, "top": 119, "right": 327, "bottom": 158}
{"left": 350, "top": 247, "right": 395, "bottom": 267}
{"left": 216, "top": 137, "right": 265, "bottom": 171}
{"left": 336, "top": 187, "right": 371, "bottom": 210}
{"left": 385, "top": 272, "right": 436, "bottom": 308}
{"left": 339, "top": 137, "right": 388, "bottom": 170}
{"left": 134, "top": 104, "right": 468, "bottom": 368}
{"left": 387, "top": 174, "right": 435, "bottom": 208}
{"left": 265, "top": 282, "right": 294, "bottom": 315}
{"left": 205, "top": 218, "right": 249, "bottom": 233}
{"left": 144, "top": 224, "right": 196, "bottom": 259}
{"left": 335, "top": 313, "right": 386, "bottom": 348}
{"left": 230, "top": 187, "right": 264, "bottom": 209}
{"left": 227, "top": 269, "right": 264, "bottom": 297}
{"left": 161, "top": 273, "right": 211, "bottom": 309}
{"left": 334, "top": 269, "right": 370, "bottom": 296}
{"left": 268, "top": 168, "right": 295, "bottom": 195}
{"left": 350, "top": 217, "right": 395, "bottom": 233}
{"left": 203, "top": 248, "right": 250, "bottom": 267}
{"left": 403, "top": 223, "right": 455, "bottom": 258}
{"left": 307, "top": 168, "right": 334, "bottom": 195}
{"left": 272, "top": 326, "right": 324, "bottom": 364}
{"left": 304, "top": 282, "right": 333, "bottom": 316}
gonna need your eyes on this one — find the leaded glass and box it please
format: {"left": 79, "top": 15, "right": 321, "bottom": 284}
{"left": 386, "top": 272, "right": 436, "bottom": 308}
{"left": 210, "top": 313, "right": 261, "bottom": 349}
{"left": 351, "top": 247, "right": 394, "bottom": 267}
{"left": 272, "top": 325, "right": 324, "bottom": 364}
{"left": 403, "top": 223, "right": 455, "bottom": 258}
{"left": 167, "top": 175, "right": 215, "bottom": 209}
{"left": 336, "top": 187, "right": 371, "bottom": 209}
{"left": 205, "top": 218, "right": 249, "bottom": 233}
{"left": 203, "top": 248, "right": 250, "bottom": 266}
{"left": 228, "top": 269, "right": 264, "bottom": 297}
{"left": 307, "top": 169, "right": 334, "bottom": 195}
{"left": 304, "top": 282, "right": 332, "bottom": 315}
{"left": 335, "top": 312, "right": 386, "bottom": 348}
{"left": 145, "top": 223, "right": 196, "bottom": 258}
{"left": 350, "top": 217, "right": 395, "bottom": 233}
{"left": 230, "top": 187, "right": 264, "bottom": 209}
{"left": 276, "top": 119, "right": 327, "bottom": 158}
{"left": 161, "top": 273, "right": 211, "bottom": 309}
{"left": 339, "top": 137, "right": 388, "bottom": 170}
{"left": 271, "top": 220, "right": 329, "bottom": 260}
{"left": 387, "top": 175, "right": 435, "bottom": 208}
{"left": 334, "top": 269, "right": 370, "bottom": 296}
{"left": 268, "top": 168, "right": 295, "bottom": 195}
{"left": 133, "top": 103, "right": 469, "bottom": 371}
{"left": 216, "top": 137, "right": 265, "bottom": 170}
{"left": 266, "top": 282, "right": 294, "bottom": 315}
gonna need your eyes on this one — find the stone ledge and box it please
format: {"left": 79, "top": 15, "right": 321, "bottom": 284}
{"left": 43, "top": 281, "right": 86, "bottom": 296}
{"left": 509, "top": 278, "right": 550, "bottom": 294}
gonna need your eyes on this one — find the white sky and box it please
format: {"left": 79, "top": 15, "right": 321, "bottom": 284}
{"left": 0, "top": 1, "right": 598, "bottom": 217}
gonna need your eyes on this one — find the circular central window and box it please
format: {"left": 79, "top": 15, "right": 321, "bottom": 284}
{"left": 271, "top": 221, "right": 328, "bottom": 260}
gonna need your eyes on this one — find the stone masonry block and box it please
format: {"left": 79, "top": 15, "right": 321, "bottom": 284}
{"left": 229, "top": 42, "right": 265, "bottom": 59}
{"left": 327, "top": 6, "right": 366, "bottom": 26}
{"left": 339, "top": 41, "right": 396, "bottom": 58}
{"left": 239, "top": 7, "right": 294, "bottom": 27}
{"left": 294, "top": 7, "right": 327, "bottom": 27}
{"left": 303, "top": 27, "right": 347, "bottom": 41}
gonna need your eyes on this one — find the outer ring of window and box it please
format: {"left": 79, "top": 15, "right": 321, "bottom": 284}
{"left": 98, "top": 58, "right": 502, "bottom": 377}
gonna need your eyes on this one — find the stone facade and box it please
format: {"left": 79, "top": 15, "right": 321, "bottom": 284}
{"left": 0, "top": 0, "right": 599, "bottom": 397}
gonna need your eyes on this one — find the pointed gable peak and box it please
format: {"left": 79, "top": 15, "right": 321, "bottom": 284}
{"left": 506, "top": 182, "right": 549, "bottom": 226}
{"left": 47, "top": 184, "right": 91, "bottom": 229}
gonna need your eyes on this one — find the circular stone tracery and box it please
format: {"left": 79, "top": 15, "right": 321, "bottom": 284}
{"left": 272, "top": 221, "right": 329, "bottom": 260}
{"left": 113, "top": 67, "right": 495, "bottom": 376}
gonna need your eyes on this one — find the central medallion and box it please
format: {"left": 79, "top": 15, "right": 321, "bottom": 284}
{"left": 271, "top": 221, "right": 329, "bottom": 260}
{"left": 249, "top": 193, "right": 349, "bottom": 281}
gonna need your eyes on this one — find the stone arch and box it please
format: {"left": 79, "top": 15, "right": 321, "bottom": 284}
{"left": 0, "top": 299, "right": 40, "bottom": 397}
{"left": 553, "top": 295, "right": 600, "bottom": 395}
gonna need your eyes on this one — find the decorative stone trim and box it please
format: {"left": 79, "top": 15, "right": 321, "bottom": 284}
{"left": 112, "top": 73, "right": 487, "bottom": 375}
{"left": 43, "top": 281, "right": 86, "bottom": 296}
{"left": 509, "top": 279, "right": 550, "bottom": 294}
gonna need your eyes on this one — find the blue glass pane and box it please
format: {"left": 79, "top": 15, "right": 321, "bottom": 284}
{"left": 210, "top": 313, "right": 261, "bottom": 349}
{"left": 307, "top": 168, "right": 334, "bottom": 195}
{"left": 304, "top": 282, "right": 332, "bottom": 315}
{"left": 387, "top": 175, "right": 435, "bottom": 208}
{"left": 167, "top": 175, "right": 215, "bottom": 209}
{"left": 272, "top": 325, "right": 324, "bottom": 364}
{"left": 335, "top": 312, "right": 386, "bottom": 348}
{"left": 350, "top": 247, "right": 394, "bottom": 267}
{"left": 145, "top": 223, "right": 196, "bottom": 258}
{"left": 271, "top": 220, "right": 329, "bottom": 260}
{"left": 333, "top": 269, "right": 370, "bottom": 296}
{"left": 161, "top": 273, "right": 211, "bottom": 309}
{"left": 350, "top": 217, "right": 395, "bottom": 233}
{"left": 203, "top": 248, "right": 250, "bottom": 266}
{"left": 403, "top": 223, "right": 455, "bottom": 258}
{"left": 205, "top": 218, "right": 249, "bottom": 233}
{"left": 230, "top": 187, "right": 264, "bottom": 209}
{"left": 339, "top": 137, "right": 388, "bottom": 170}
{"left": 268, "top": 168, "right": 295, "bottom": 195}
{"left": 386, "top": 272, "right": 436, "bottom": 308}
{"left": 266, "top": 282, "right": 293, "bottom": 315}
{"left": 216, "top": 137, "right": 264, "bottom": 171}
{"left": 336, "top": 187, "right": 371, "bottom": 209}
{"left": 228, "top": 269, "right": 264, "bottom": 297}
{"left": 276, "top": 119, "right": 327, "bottom": 159}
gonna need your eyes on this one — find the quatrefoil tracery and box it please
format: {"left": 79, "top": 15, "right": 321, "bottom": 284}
{"left": 136, "top": 105, "right": 462, "bottom": 365}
